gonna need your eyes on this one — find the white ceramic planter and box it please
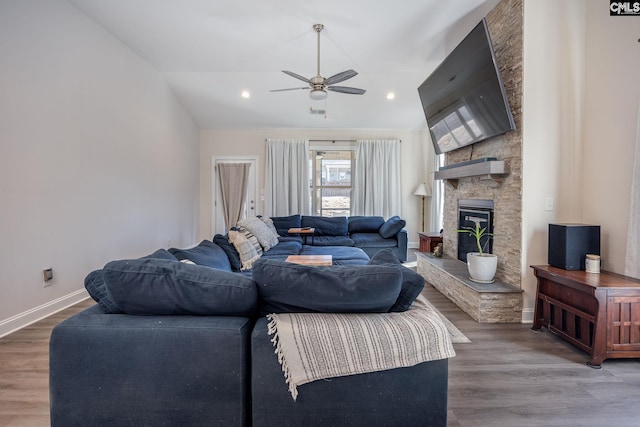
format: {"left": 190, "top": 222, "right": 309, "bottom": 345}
{"left": 466, "top": 252, "right": 498, "bottom": 283}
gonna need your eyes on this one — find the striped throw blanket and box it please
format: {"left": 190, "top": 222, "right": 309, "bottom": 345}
{"left": 267, "top": 294, "right": 456, "bottom": 400}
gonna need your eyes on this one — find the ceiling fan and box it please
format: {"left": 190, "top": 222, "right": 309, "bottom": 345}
{"left": 271, "top": 24, "right": 366, "bottom": 101}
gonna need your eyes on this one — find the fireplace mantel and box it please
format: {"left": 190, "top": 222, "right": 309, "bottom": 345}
{"left": 435, "top": 160, "right": 509, "bottom": 188}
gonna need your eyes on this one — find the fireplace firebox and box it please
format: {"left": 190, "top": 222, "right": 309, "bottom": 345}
{"left": 457, "top": 199, "right": 494, "bottom": 262}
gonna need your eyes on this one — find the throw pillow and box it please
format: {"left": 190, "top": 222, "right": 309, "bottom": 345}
{"left": 252, "top": 258, "right": 402, "bottom": 315}
{"left": 237, "top": 216, "right": 279, "bottom": 251}
{"left": 140, "top": 249, "right": 179, "bottom": 260}
{"left": 84, "top": 270, "right": 123, "bottom": 314}
{"left": 379, "top": 215, "right": 406, "bottom": 238}
{"left": 259, "top": 216, "right": 280, "bottom": 240}
{"left": 101, "top": 258, "right": 258, "bottom": 316}
{"left": 169, "top": 240, "right": 232, "bottom": 272}
{"left": 86, "top": 249, "right": 179, "bottom": 314}
{"left": 301, "top": 215, "right": 348, "bottom": 236}
{"left": 228, "top": 227, "right": 263, "bottom": 270}
{"left": 347, "top": 216, "right": 385, "bottom": 233}
{"left": 213, "top": 234, "right": 242, "bottom": 271}
{"left": 270, "top": 214, "right": 301, "bottom": 236}
{"left": 368, "top": 249, "right": 425, "bottom": 312}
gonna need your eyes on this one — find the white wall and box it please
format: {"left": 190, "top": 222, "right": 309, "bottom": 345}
{"left": 522, "top": 0, "right": 639, "bottom": 321}
{"left": 582, "top": 1, "right": 640, "bottom": 274}
{"left": 199, "top": 129, "right": 430, "bottom": 244}
{"left": 0, "top": 0, "right": 200, "bottom": 336}
{"left": 522, "top": 0, "right": 587, "bottom": 321}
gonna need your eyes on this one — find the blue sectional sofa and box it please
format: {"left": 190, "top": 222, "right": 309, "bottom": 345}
{"left": 51, "top": 304, "right": 448, "bottom": 427}
{"left": 265, "top": 214, "right": 408, "bottom": 262}
{"left": 49, "top": 216, "right": 441, "bottom": 427}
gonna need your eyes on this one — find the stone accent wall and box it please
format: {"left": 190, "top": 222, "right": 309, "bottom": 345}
{"left": 442, "top": 0, "right": 523, "bottom": 288}
{"left": 417, "top": 253, "right": 523, "bottom": 323}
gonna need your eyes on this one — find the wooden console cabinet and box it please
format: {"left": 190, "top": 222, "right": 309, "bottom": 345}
{"left": 531, "top": 265, "right": 640, "bottom": 367}
{"left": 418, "top": 232, "right": 442, "bottom": 253}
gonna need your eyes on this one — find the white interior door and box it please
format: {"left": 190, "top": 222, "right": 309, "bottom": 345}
{"left": 212, "top": 156, "right": 259, "bottom": 235}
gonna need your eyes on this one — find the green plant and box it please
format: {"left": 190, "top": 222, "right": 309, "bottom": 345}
{"left": 457, "top": 222, "right": 493, "bottom": 255}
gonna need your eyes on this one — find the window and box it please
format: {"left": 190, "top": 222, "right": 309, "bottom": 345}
{"left": 309, "top": 150, "right": 354, "bottom": 217}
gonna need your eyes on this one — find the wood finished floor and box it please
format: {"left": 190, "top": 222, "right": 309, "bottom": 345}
{"left": 1, "top": 276, "right": 639, "bottom": 426}
{"left": 0, "top": 299, "right": 95, "bottom": 427}
{"left": 420, "top": 284, "right": 640, "bottom": 427}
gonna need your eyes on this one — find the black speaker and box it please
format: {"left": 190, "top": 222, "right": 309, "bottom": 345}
{"left": 548, "top": 224, "right": 600, "bottom": 270}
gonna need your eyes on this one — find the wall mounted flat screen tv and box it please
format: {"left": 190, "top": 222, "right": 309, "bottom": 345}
{"left": 418, "top": 18, "right": 515, "bottom": 155}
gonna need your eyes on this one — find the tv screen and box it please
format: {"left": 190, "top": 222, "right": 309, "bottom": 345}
{"left": 418, "top": 19, "right": 515, "bottom": 155}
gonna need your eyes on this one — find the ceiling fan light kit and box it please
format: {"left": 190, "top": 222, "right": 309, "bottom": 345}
{"left": 309, "top": 89, "right": 328, "bottom": 100}
{"left": 271, "top": 24, "right": 366, "bottom": 101}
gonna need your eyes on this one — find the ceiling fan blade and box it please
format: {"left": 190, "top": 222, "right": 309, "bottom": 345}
{"left": 326, "top": 69, "right": 358, "bottom": 85}
{"left": 327, "top": 86, "right": 366, "bottom": 95}
{"left": 282, "top": 70, "right": 311, "bottom": 83}
{"left": 270, "top": 87, "right": 309, "bottom": 92}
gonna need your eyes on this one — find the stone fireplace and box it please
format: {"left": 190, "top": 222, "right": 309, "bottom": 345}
{"left": 417, "top": 0, "right": 524, "bottom": 323}
{"left": 440, "top": 0, "right": 523, "bottom": 289}
{"left": 457, "top": 199, "right": 494, "bottom": 262}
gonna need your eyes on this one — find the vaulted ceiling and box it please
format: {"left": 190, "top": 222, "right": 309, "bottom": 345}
{"left": 67, "top": 0, "right": 499, "bottom": 130}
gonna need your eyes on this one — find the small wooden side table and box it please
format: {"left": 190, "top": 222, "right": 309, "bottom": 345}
{"left": 288, "top": 227, "right": 315, "bottom": 245}
{"left": 418, "top": 232, "right": 442, "bottom": 253}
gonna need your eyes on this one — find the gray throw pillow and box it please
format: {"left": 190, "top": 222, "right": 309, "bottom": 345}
{"left": 237, "top": 216, "right": 279, "bottom": 250}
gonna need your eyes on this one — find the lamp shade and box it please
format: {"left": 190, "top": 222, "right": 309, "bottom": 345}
{"left": 413, "top": 183, "right": 430, "bottom": 197}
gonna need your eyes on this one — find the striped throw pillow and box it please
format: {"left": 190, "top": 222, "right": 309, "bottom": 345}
{"left": 228, "top": 227, "right": 263, "bottom": 270}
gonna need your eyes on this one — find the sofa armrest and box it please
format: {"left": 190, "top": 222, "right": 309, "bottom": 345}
{"left": 396, "top": 228, "right": 408, "bottom": 262}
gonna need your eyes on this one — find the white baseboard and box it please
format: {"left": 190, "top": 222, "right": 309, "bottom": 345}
{"left": 0, "top": 289, "right": 90, "bottom": 338}
{"left": 521, "top": 308, "right": 534, "bottom": 324}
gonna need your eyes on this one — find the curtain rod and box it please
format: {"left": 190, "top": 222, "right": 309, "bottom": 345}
{"left": 309, "top": 139, "right": 402, "bottom": 143}
{"left": 309, "top": 139, "right": 356, "bottom": 143}
{"left": 262, "top": 139, "right": 357, "bottom": 143}
{"left": 265, "top": 139, "right": 401, "bottom": 143}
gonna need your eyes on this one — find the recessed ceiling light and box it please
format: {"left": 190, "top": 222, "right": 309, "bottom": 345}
{"left": 386, "top": 92, "right": 395, "bottom": 100}
{"left": 241, "top": 90, "right": 250, "bottom": 98}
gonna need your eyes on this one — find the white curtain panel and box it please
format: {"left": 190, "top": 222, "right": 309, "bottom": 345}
{"left": 352, "top": 139, "right": 402, "bottom": 217}
{"left": 625, "top": 100, "right": 640, "bottom": 278}
{"left": 265, "top": 139, "right": 310, "bottom": 216}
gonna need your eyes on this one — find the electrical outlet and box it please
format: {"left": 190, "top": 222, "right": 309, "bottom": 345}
{"left": 43, "top": 268, "right": 53, "bottom": 287}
